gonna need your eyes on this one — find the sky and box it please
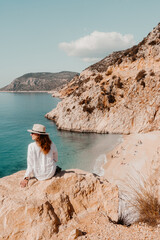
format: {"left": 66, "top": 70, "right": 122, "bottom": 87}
{"left": 0, "top": 0, "right": 160, "bottom": 88}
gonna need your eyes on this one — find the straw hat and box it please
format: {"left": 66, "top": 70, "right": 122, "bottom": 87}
{"left": 27, "top": 124, "right": 49, "bottom": 135}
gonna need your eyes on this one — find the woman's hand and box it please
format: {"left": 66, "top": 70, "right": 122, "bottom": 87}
{"left": 20, "top": 178, "right": 29, "bottom": 188}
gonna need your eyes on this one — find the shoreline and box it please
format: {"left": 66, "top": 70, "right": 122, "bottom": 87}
{"left": 0, "top": 90, "right": 50, "bottom": 93}
{"left": 103, "top": 131, "right": 160, "bottom": 185}
{"left": 93, "top": 134, "right": 122, "bottom": 176}
{"left": 1, "top": 130, "right": 159, "bottom": 183}
{"left": 2, "top": 89, "right": 159, "bottom": 181}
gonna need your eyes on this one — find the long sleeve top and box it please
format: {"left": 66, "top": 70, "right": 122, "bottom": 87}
{"left": 24, "top": 141, "right": 58, "bottom": 181}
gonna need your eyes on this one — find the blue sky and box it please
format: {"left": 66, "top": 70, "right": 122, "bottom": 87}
{"left": 0, "top": 0, "right": 160, "bottom": 87}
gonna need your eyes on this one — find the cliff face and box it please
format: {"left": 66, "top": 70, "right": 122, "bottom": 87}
{"left": 0, "top": 71, "right": 79, "bottom": 91}
{"left": 1, "top": 166, "right": 160, "bottom": 239}
{"left": 46, "top": 24, "right": 160, "bottom": 134}
{"left": 0, "top": 169, "right": 118, "bottom": 240}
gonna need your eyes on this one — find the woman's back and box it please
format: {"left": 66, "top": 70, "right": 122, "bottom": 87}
{"left": 25, "top": 141, "right": 57, "bottom": 180}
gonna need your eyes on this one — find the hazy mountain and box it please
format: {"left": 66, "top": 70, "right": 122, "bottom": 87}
{"left": 0, "top": 71, "right": 79, "bottom": 91}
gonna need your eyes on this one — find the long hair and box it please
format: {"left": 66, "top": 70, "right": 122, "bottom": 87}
{"left": 36, "top": 134, "right": 52, "bottom": 154}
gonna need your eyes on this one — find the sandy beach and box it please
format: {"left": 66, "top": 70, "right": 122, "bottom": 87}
{"left": 104, "top": 131, "right": 160, "bottom": 186}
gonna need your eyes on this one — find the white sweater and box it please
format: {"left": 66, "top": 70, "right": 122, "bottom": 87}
{"left": 24, "top": 141, "right": 58, "bottom": 180}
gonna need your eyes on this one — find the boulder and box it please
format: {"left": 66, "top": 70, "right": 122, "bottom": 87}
{"left": 0, "top": 169, "right": 118, "bottom": 240}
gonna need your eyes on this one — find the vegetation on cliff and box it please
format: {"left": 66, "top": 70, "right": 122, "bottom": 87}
{"left": 46, "top": 23, "right": 160, "bottom": 134}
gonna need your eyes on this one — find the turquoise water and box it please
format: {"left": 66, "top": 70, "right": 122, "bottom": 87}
{"left": 0, "top": 92, "right": 121, "bottom": 178}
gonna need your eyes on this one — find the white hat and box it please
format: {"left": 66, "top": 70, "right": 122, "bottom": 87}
{"left": 27, "top": 124, "right": 49, "bottom": 135}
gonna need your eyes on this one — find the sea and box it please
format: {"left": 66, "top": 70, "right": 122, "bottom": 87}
{"left": 0, "top": 92, "right": 121, "bottom": 178}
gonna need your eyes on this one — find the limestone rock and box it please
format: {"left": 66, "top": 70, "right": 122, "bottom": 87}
{"left": 68, "top": 229, "right": 83, "bottom": 240}
{"left": 0, "top": 169, "right": 118, "bottom": 240}
{"left": 45, "top": 23, "right": 160, "bottom": 134}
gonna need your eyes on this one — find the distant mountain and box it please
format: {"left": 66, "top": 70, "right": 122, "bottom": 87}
{"left": 0, "top": 71, "right": 79, "bottom": 91}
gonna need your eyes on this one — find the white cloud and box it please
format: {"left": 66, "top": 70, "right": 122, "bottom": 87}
{"left": 59, "top": 31, "right": 135, "bottom": 62}
{"left": 83, "top": 57, "right": 102, "bottom": 63}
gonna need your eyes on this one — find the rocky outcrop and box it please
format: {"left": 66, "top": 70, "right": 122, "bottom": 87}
{"left": 0, "top": 71, "right": 79, "bottom": 91}
{"left": 0, "top": 169, "right": 118, "bottom": 240}
{"left": 46, "top": 23, "right": 160, "bottom": 134}
{"left": 0, "top": 164, "right": 160, "bottom": 239}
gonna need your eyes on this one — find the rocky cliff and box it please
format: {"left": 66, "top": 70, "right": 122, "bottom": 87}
{"left": 0, "top": 168, "right": 160, "bottom": 239}
{"left": 0, "top": 169, "right": 119, "bottom": 240}
{"left": 46, "top": 23, "right": 160, "bottom": 134}
{"left": 0, "top": 71, "right": 79, "bottom": 91}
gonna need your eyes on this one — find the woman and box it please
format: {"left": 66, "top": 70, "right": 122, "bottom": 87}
{"left": 20, "top": 124, "right": 58, "bottom": 188}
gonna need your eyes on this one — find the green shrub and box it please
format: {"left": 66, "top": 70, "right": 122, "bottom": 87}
{"left": 135, "top": 70, "right": 146, "bottom": 82}
{"left": 94, "top": 74, "right": 103, "bottom": 83}
{"left": 83, "top": 105, "right": 95, "bottom": 114}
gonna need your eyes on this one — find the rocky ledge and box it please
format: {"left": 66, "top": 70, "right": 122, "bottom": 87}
{"left": 0, "top": 169, "right": 118, "bottom": 240}
{"left": 46, "top": 23, "right": 160, "bottom": 134}
{"left": 0, "top": 167, "right": 160, "bottom": 240}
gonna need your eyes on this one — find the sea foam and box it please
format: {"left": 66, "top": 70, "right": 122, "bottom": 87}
{"left": 93, "top": 154, "right": 107, "bottom": 176}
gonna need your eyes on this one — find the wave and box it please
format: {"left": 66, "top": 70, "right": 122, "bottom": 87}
{"left": 93, "top": 154, "right": 107, "bottom": 176}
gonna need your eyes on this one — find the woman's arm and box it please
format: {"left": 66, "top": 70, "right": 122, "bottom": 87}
{"left": 20, "top": 144, "right": 34, "bottom": 188}
{"left": 53, "top": 144, "right": 58, "bottom": 162}
{"left": 24, "top": 144, "right": 34, "bottom": 178}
